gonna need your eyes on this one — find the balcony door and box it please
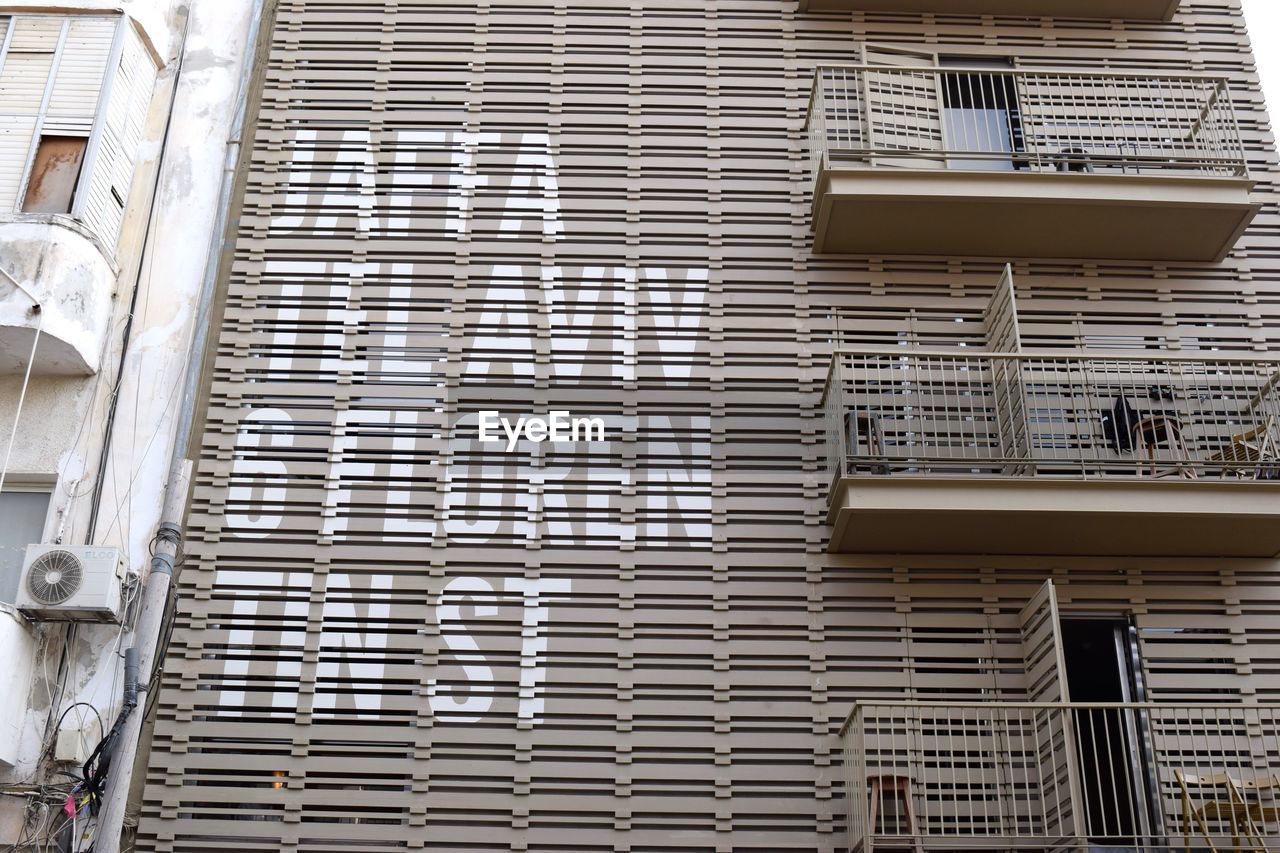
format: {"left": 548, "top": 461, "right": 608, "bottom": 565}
{"left": 1020, "top": 582, "right": 1163, "bottom": 849}
{"left": 860, "top": 47, "right": 1027, "bottom": 171}
{"left": 1061, "top": 617, "right": 1161, "bottom": 849}
{"left": 939, "top": 57, "right": 1026, "bottom": 171}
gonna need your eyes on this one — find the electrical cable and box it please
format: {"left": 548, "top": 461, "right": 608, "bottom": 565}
{"left": 0, "top": 304, "right": 44, "bottom": 499}
{"left": 77, "top": 691, "right": 135, "bottom": 821}
{"left": 83, "top": 4, "right": 190, "bottom": 547}
{"left": 87, "top": 364, "right": 185, "bottom": 548}
{"left": 39, "top": 703, "right": 105, "bottom": 765}
{"left": 59, "top": 311, "right": 132, "bottom": 512}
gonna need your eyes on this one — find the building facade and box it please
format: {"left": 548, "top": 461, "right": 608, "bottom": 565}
{"left": 0, "top": 0, "right": 259, "bottom": 847}
{"left": 135, "top": 1, "right": 1280, "bottom": 851}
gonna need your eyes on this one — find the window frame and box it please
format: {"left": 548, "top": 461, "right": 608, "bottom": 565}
{"left": 0, "top": 12, "right": 127, "bottom": 220}
{"left": 21, "top": 134, "right": 89, "bottom": 214}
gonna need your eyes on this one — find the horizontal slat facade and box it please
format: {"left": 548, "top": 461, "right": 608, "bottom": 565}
{"left": 138, "top": 1, "right": 1280, "bottom": 851}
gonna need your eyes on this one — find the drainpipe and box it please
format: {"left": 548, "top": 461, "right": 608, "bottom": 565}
{"left": 93, "top": 0, "right": 269, "bottom": 850}
{"left": 91, "top": 458, "right": 188, "bottom": 853}
{"left": 168, "top": 0, "right": 266, "bottom": 465}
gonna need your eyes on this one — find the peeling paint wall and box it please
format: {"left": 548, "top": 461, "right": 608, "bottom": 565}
{"left": 0, "top": 220, "right": 117, "bottom": 373}
{"left": 0, "top": 0, "right": 258, "bottom": 843}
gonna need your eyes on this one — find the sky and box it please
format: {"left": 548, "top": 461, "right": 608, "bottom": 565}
{"left": 1242, "top": 0, "right": 1280, "bottom": 119}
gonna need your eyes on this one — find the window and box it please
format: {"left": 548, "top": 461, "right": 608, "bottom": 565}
{"left": 0, "top": 14, "right": 158, "bottom": 248}
{"left": 21, "top": 135, "right": 86, "bottom": 213}
{"left": 0, "top": 489, "right": 52, "bottom": 604}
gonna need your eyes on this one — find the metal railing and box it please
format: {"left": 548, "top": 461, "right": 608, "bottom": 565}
{"left": 841, "top": 702, "right": 1280, "bottom": 852}
{"left": 823, "top": 350, "right": 1280, "bottom": 487}
{"left": 807, "top": 65, "right": 1248, "bottom": 183}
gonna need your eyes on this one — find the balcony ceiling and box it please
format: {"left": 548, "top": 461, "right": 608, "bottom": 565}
{"left": 798, "top": 0, "right": 1180, "bottom": 19}
{"left": 812, "top": 169, "right": 1258, "bottom": 262}
{"left": 827, "top": 478, "right": 1280, "bottom": 557}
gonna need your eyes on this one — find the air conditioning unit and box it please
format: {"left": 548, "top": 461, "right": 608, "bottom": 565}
{"left": 15, "top": 545, "right": 125, "bottom": 623}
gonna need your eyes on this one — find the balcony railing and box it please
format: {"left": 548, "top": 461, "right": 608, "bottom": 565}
{"left": 798, "top": 0, "right": 1182, "bottom": 18}
{"left": 824, "top": 350, "right": 1280, "bottom": 485}
{"left": 807, "top": 65, "right": 1248, "bottom": 182}
{"left": 842, "top": 702, "right": 1280, "bottom": 852}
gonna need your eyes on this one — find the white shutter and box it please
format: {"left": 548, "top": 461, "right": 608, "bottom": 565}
{"left": 0, "top": 15, "right": 120, "bottom": 211}
{"left": 0, "top": 18, "right": 60, "bottom": 112}
{"left": 45, "top": 17, "right": 116, "bottom": 134}
{"left": 0, "top": 50, "right": 56, "bottom": 113}
{"left": 0, "top": 115, "right": 38, "bottom": 210}
{"left": 0, "top": 17, "right": 58, "bottom": 209}
{"left": 7, "top": 17, "right": 60, "bottom": 52}
{"left": 78, "top": 24, "right": 157, "bottom": 249}
{"left": 1017, "top": 580, "right": 1087, "bottom": 842}
{"left": 1019, "top": 579, "right": 1069, "bottom": 703}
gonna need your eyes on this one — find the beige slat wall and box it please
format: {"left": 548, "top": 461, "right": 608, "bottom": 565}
{"left": 136, "top": 1, "right": 1280, "bottom": 851}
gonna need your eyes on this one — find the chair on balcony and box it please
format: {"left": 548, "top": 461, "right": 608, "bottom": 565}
{"left": 1208, "top": 415, "right": 1279, "bottom": 481}
{"left": 1174, "top": 770, "right": 1280, "bottom": 852}
{"left": 1054, "top": 146, "right": 1095, "bottom": 173}
{"left": 846, "top": 412, "right": 887, "bottom": 475}
{"left": 1132, "top": 414, "right": 1197, "bottom": 479}
{"left": 866, "top": 775, "right": 923, "bottom": 853}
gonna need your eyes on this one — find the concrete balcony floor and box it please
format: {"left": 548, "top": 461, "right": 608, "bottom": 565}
{"left": 0, "top": 216, "right": 116, "bottom": 376}
{"left": 812, "top": 168, "right": 1258, "bottom": 262}
{"left": 828, "top": 477, "right": 1280, "bottom": 557}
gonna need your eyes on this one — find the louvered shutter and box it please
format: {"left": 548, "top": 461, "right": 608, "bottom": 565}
{"left": 76, "top": 24, "right": 156, "bottom": 249}
{"left": 862, "top": 44, "right": 945, "bottom": 168}
{"left": 44, "top": 17, "right": 116, "bottom": 135}
{"left": 1018, "top": 581, "right": 1086, "bottom": 841}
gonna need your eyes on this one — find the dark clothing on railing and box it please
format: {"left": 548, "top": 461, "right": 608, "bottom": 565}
{"left": 1101, "top": 397, "right": 1141, "bottom": 453}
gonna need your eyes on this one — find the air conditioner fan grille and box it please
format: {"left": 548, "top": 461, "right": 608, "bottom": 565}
{"left": 26, "top": 550, "right": 85, "bottom": 606}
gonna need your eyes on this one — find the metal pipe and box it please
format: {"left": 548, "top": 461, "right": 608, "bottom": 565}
{"left": 91, "top": 460, "right": 189, "bottom": 853}
{"left": 169, "top": 0, "right": 268, "bottom": 465}
{"left": 122, "top": 647, "right": 139, "bottom": 711}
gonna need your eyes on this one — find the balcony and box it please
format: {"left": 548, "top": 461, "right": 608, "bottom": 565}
{"left": 799, "top": 0, "right": 1180, "bottom": 18}
{"left": 843, "top": 702, "right": 1280, "bottom": 853}
{"left": 0, "top": 216, "right": 115, "bottom": 375}
{"left": 822, "top": 350, "right": 1280, "bottom": 556}
{"left": 806, "top": 66, "right": 1258, "bottom": 261}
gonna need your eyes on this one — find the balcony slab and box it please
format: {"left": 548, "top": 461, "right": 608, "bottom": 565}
{"left": 812, "top": 168, "right": 1258, "bottom": 262}
{"left": 798, "top": 0, "right": 1180, "bottom": 18}
{"left": 828, "top": 477, "right": 1280, "bottom": 557}
{"left": 0, "top": 217, "right": 117, "bottom": 376}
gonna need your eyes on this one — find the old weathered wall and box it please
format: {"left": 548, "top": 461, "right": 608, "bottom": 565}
{"left": 0, "top": 0, "right": 259, "bottom": 842}
{"left": 136, "top": 1, "right": 1280, "bottom": 851}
